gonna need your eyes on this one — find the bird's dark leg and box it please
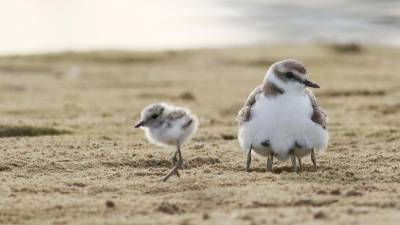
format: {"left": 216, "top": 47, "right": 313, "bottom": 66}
{"left": 311, "top": 149, "right": 317, "bottom": 170}
{"left": 246, "top": 146, "right": 252, "bottom": 172}
{"left": 162, "top": 142, "right": 182, "bottom": 181}
{"left": 290, "top": 151, "right": 297, "bottom": 173}
{"left": 172, "top": 151, "right": 178, "bottom": 165}
{"left": 171, "top": 150, "right": 180, "bottom": 177}
{"left": 297, "top": 157, "right": 302, "bottom": 173}
{"left": 267, "top": 153, "right": 273, "bottom": 172}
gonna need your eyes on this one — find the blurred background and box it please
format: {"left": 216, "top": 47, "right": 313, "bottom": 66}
{"left": 1, "top": 0, "right": 399, "bottom": 55}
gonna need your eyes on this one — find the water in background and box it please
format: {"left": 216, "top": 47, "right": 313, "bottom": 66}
{"left": 1, "top": 0, "right": 399, "bottom": 54}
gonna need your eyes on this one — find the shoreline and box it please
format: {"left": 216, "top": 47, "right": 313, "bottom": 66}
{"left": 1, "top": 41, "right": 399, "bottom": 57}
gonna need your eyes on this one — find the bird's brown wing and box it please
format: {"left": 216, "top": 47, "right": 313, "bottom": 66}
{"left": 237, "top": 85, "right": 263, "bottom": 126}
{"left": 164, "top": 109, "right": 186, "bottom": 128}
{"left": 306, "top": 89, "right": 328, "bottom": 129}
{"left": 166, "top": 109, "right": 186, "bottom": 120}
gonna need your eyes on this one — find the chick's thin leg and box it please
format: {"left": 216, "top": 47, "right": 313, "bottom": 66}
{"left": 162, "top": 143, "right": 182, "bottom": 181}
{"left": 171, "top": 150, "right": 180, "bottom": 177}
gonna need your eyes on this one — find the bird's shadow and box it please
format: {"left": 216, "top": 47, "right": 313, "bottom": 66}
{"left": 228, "top": 165, "right": 320, "bottom": 174}
{"left": 102, "top": 156, "right": 221, "bottom": 169}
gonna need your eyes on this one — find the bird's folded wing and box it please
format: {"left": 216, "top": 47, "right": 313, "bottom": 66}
{"left": 306, "top": 89, "right": 328, "bottom": 129}
{"left": 182, "top": 118, "right": 193, "bottom": 129}
{"left": 164, "top": 109, "right": 186, "bottom": 127}
{"left": 237, "top": 85, "right": 263, "bottom": 125}
{"left": 166, "top": 110, "right": 186, "bottom": 120}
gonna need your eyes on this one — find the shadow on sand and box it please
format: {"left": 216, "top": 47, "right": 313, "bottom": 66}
{"left": 0, "top": 125, "right": 71, "bottom": 138}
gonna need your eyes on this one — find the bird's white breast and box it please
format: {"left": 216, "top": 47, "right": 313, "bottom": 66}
{"left": 238, "top": 91, "right": 328, "bottom": 160}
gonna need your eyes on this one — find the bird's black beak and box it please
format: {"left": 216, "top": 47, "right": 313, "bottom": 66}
{"left": 134, "top": 120, "right": 145, "bottom": 128}
{"left": 303, "top": 79, "right": 320, "bottom": 88}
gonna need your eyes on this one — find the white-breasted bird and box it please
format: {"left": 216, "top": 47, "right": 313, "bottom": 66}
{"left": 237, "top": 59, "right": 329, "bottom": 173}
{"left": 134, "top": 103, "right": 199, "bottom": 181}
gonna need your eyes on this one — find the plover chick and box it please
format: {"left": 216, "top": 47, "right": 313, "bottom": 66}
{"left": 134, "top": 103, "right": 199, "bottom": 181}
{"left": 237, "top": 59, "right": 329, "bottom": 173}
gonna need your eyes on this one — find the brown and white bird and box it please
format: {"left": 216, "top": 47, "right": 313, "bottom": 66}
{"left": 237, "top": 59, "right": 329, "bottom": 173}
{"left": 134, "top": 103, "right": 199, "bottom": 181}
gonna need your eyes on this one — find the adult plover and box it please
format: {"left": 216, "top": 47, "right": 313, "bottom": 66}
{"left": 134, "top": 103, "right": 199, "bottom": 181}
{"left": 237, "top": 59, "right": 329, "bottom": 173}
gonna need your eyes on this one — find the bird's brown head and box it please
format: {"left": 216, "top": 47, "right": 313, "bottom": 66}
{"left": 268, "top": 59, "right": 319, "bottom": 89}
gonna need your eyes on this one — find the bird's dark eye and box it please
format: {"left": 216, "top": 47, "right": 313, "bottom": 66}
{"left": 285, "top": 72, "right": 295, "bottom": 79}
{"left": 151, "top": 114, "right": 158, "bottom": 119}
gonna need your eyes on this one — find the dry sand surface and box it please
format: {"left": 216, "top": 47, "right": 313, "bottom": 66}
{"left": 0, "top": 44, "right": 399, "bottom": 225}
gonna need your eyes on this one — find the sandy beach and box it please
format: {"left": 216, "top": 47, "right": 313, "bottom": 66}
{"left": 0, "top": 44, "right": 399, "bottom": 225}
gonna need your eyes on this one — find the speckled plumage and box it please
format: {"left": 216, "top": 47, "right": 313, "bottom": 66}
{"left": 135, "top": 102, "right": 199, "bottom": 181}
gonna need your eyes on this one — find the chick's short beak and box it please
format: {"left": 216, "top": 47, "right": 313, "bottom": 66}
{"left": 303, "top": 79, "right": 320, "bottom": 88}
{"left": 134, "top": 120, "right": 145, "bottom": 128}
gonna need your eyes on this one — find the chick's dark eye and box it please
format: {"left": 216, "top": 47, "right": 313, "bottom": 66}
{"left": 151, "top": 114, "right": 158, "bottom": 119}
{"left": 285, "top": 72, "right": 295, "bottom": 79}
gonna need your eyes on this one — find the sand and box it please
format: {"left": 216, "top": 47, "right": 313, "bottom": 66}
{"left": 0, "top": 44, "right": 399, "bottom": 225}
